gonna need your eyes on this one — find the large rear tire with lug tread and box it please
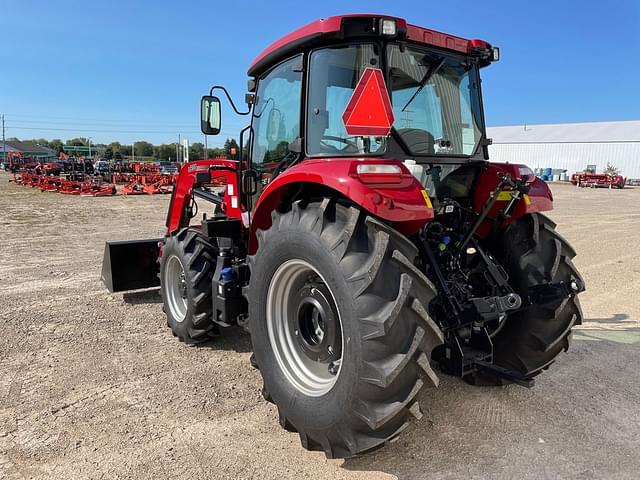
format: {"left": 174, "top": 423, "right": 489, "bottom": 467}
{"left": 160, "top": 228, "right": 217, "bottom": 343}
{"left": 249, "top": 199, "right": 443, "bottom": 458}
{"left": 485, "top": 213, "right": 584, "bottom": 382}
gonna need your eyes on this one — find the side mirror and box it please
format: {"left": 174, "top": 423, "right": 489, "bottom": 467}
{"left": 201, "top": 96, "right": 221, "bottom": 135}
{"left": 243, "top": 169, "right": 258, "bottom": 196}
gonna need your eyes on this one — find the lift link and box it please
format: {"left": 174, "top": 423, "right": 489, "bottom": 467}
{"left": 425, "top": 172, "right": 535, "bottom": 387}
{"left": 526, "top": 278, "right": 585, "bottom": 306}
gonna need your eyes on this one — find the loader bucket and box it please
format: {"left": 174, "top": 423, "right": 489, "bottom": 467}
{"left": 101, "top": 239, "right": 161, "bottom": 293}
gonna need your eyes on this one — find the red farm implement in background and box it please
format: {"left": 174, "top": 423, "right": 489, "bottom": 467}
{"left": 570, "top": 171, "right": 626, "bottom": 188}
{"left": 101, "top": 14, "right": 585, "bottom": 458}
{"left": 11, "top": 171, "right": 117, "bottom": 196}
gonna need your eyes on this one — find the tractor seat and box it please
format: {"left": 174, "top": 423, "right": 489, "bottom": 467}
{"left": 397, "top": 128, "right": 435, "bottom": 155}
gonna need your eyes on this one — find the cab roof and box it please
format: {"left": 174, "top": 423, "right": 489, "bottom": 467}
{"left": 247, "top": 14, "right": 491, "bottom": 77}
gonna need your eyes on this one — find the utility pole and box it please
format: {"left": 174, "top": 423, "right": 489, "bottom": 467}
{"left": 132, "top": 141, "right": 135, "bottom": 163}
{"left": 2, "top": 115, "right": 5, "bottom": 166}
{"left": 177, "top": 134, "right": 181, "bottom": 164}
{"left": 204, "top": 134, "right": 208, "bottom": 160}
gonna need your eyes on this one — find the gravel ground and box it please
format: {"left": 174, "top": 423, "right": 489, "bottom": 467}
{"left": 0, "top": 171, "right": 638, "bottom": 479}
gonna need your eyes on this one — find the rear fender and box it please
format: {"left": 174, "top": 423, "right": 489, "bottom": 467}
{"left": 249, "top": 158, "right": 434, "bottom": 254}
{"left": 473, "top": 162, "right": 553, "bottom": 235}
{"left": 166, "top": 159, "right": 242, "bottom": 235}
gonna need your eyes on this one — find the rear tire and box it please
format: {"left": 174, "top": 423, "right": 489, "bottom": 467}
{"left": 249, "top": 199, "right": 443, "bottom": 458}
{"left": 160, "top": 228, "right": 217, "bottom": 343}
{"left": 488, "top": 213, "right": 584, "bottom": 381}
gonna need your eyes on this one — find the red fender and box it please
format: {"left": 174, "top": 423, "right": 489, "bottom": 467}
{"left": 473, "top": 162, "right": 553, "bottom": 236}
{"left": 166, "top": 160, "right": 242, "bottom": 235}
{"left": 248, "top": 158, "right": 434, "bottom": 254}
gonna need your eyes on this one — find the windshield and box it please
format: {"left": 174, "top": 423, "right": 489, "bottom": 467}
{"left": 307, "top": 44, "right": 385, "bottom": 156}
{"left": 387, "top": 44, "right": 483, "bottom": 156}
{"left": 306, "top": 43, "right": 484, "bottom": 158}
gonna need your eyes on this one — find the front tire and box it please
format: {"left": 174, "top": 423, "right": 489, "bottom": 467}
{"left": 160, "top": 228, "right": 217, "bottom": 343}
{"left": 249, "top": 199, "right": 443, "bottom": 458}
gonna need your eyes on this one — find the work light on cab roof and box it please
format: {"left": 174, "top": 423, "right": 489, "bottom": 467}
{"left": 102, "top": 13, "right": 583, "bottom": 461}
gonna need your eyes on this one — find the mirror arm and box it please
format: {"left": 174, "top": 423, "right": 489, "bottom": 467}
{"left": 209, "top": 85, "right": 251, "bottom": 116}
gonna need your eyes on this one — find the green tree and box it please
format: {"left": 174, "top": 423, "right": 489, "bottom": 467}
{"left": 154, "top": 144, "right": 176, "bottom": 161}
{"left": 29, "top": 138, "right": 50, "bottom": 147}
{"left": 224, "top": 138, "right": 239, "bottom": 158}
{"left": 604, "top": 162, "right": 619, "bottom": 176}
{"left": 67, "top": 137, "right": 89, "bottom": 146}
{"left": 134, "top": 141, "right": 154, "bottom": 157}
{"left": 108, "top": 142, "right": 123, "bottom": 153}
{"left": 209, "top": 147, "right": 225, "bottom": 158}
{"left": 189, "top": 142, "right": 204, "bottom": 161}
{"left": 49, "top": 139, "right": 64, "bottom": 155}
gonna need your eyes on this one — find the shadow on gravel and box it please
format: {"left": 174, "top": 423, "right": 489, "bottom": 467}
{"left": 342, "top": 330, "right": 640, "bottom": 479}
{"left": 196, "top": 325, "right": 253, "bottom": 353}
{"left": 585, "top": 313, "right": 629, "bottom": 323}
{"left": 122, "top": 289, "right": 162, "bottom": 304}
{"left": 578, "top": 313, "right": 639, "bottom": 344}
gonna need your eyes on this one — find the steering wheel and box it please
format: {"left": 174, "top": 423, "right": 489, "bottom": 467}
{"left": 319, "top": 135, "right": 360, "bottom": 153}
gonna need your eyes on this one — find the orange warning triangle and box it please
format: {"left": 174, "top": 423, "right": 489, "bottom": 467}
{"left": 342, "top": 68, "right": 395, "bottom": 137}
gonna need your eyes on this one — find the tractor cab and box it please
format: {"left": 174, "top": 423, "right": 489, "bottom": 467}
{"left": 202, "top": 14, "right": 499, "bottom": 193}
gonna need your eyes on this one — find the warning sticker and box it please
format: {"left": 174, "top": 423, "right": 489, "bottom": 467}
{"left": 421, "top": 190, "right": 433, "bottom": 209}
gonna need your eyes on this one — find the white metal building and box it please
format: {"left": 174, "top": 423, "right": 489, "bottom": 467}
{"left": 487, "top": 120, "right": 640, "bottom": 179}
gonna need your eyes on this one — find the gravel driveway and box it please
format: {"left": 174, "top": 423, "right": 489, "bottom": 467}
{"left": 1, "top": 173, "right": 638, "bottom": 479}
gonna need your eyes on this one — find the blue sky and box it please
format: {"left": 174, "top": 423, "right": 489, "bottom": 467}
{"left": 1, "top": 0, "right": 638, "bottom": 146}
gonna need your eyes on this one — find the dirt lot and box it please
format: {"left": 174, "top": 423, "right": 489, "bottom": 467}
{"left": 0, "top": 172, "right": 638, "bottom": 480}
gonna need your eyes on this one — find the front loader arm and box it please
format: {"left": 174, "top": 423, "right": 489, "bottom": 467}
{"left": 166, "top": 159, "right": 243, "bottom": 235}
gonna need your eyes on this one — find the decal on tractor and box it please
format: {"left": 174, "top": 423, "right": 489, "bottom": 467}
{"left": 341, "top": 67, "right": 394, "bottom": 137}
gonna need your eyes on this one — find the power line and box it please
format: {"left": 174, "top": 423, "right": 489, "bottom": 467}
{"left": 3, "top": 112, "right": 198, "bottom": 125}
{"left": 5, "top": 125, "right": 241, "bottom": 136}
{"left": 5, "top": 126, "right": 202, "bottom": 134}
{"left": 7, "top": 119, "right": 200, "bottom": 128}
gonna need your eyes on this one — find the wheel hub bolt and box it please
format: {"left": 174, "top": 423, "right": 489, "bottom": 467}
{"left": 328, "top": 360, "right": 341, "bottom": 375}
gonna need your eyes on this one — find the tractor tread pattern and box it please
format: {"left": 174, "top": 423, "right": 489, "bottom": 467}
{"left": 254, "top": 200, "right": 443, "bottom": 458}
{"left": 160, "top": 228, "right": 217, "bottom": 343}
{"left": 490, "top": 213, "right": 584, "bottom": 380}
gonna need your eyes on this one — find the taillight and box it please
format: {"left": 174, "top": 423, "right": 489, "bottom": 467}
{"left": 356, "top": 164, "right": 403, "bottom": 184}
{"left": 518, "top": 166, "right": 536, "bottom": 184}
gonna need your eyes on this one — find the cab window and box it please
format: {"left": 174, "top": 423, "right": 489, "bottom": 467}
{"left": 307, "top": 44, "right": 385, "bottom": 156}
{"left": 251, "top": 55, "right": 303, "bottom": 169}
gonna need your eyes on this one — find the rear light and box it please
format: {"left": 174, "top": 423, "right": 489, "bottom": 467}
{"left": 468, "top": 39, "right": 489, "bottom": 50}
{"left": 518, "top": 166, "right": 536, "bottom": 183}
{"left": 381, "top": 19, "right": 397, "bottom": 36}
{"left": 468, "top": 39, "right": 499, "bottom": 63}
{"left": 356, "top": 163, "right": 403, "bottom": 184}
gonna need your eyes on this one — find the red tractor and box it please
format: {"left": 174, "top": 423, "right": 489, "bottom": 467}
{"left": 102, "top": 14, "right": 584, "bottom": 458}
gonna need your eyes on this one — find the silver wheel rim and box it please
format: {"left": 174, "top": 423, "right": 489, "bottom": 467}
{"left": 266, "top": 259, "right": 343, "bottom": 397}
{"left": 164, "top": 255, "right": 188, "bottom": 322}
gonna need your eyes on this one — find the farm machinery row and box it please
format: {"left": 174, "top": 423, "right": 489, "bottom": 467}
{"left": 13, "top": 171, "right": 116, "bottom": 196}
{"left": 102, "top": 14, "right": 585, "bottom": 459}
{"left": 8, "top": 157, "right": 187, "bottom": 196}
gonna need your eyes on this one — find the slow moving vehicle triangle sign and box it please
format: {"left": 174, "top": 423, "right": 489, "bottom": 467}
{"left": 342, "top": 67, "right": 395, "bottom": 137}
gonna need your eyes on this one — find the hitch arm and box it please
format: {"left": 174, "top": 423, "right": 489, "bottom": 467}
{"left": 457, "top": 173, "right": 512, "bottom": 253}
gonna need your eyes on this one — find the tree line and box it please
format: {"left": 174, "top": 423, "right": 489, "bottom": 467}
{"left": 19, "top": 137, "right": 240, "bottom": 162}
